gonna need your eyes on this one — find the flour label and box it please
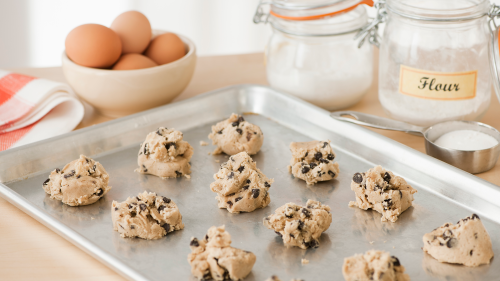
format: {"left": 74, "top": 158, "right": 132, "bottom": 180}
{"left": 399, "top": 65, "right": 477, "bottom": 100}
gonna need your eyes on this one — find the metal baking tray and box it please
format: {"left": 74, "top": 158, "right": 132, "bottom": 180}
{"left": 1, "top": 85, "right": 500, "bottom": 281}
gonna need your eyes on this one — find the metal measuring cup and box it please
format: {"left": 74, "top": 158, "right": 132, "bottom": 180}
{"left": 331, "top": 111, "right": 500, "bottom": 174}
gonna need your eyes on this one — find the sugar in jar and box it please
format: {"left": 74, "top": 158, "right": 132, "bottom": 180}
{"left": 254, "top": 0, "right": 375, "bottom": 110}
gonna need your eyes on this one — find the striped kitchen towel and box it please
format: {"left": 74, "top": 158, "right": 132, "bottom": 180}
{"left": 0, "top": 70, "right": 84, "bottom": 151}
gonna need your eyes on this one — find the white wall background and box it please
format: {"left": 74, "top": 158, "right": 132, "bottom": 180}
{"left": 0, "top": 0, "right": 272, "bottom": 68}
{"left": 2, "top": 0, "right": 500, "bottom": 68}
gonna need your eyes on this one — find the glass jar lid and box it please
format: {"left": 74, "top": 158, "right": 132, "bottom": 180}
{"left": 386, "top": 0, "right": 490, "bottom": 21}
{"left": 270, "top": 0, "right": 373, "bottom": 20}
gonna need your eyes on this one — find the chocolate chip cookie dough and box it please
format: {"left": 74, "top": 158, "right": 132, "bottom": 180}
{"left": 208, "top": 113, "right": 264, "bottom": 155}
{"left": 288, "top": 140, "right": 340, "bottom": 185}
{"left": 210, "top": 151, "right": 272, "bottom": 213}
{"left": 342, "top": 250, "right": 410, "bottom": 281}
{"left": 111, "top": 191, "right": 184, "bottom": 240}
{"left": 188, "top": 225, "right": 256, "bottom": 281}
{"left": 42, "top": 155, "right": 111, "bottom": 206}
{"left": 137, "top": 127, "right": 193, "bottom": 178}
{"left": 423, "top": 214, "right": 494, "bottom": 267}
{"left": 264, "top": 199, "right": 332, "bottom": 249}
{"left": 348, "top": 166, "right": 417, "bottom": 222}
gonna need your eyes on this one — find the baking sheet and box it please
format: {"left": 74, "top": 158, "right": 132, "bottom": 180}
{"left": 1, "top": 85, "right": 500, "bottom": 281}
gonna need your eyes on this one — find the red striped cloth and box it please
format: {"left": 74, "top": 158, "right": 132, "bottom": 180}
{"left": 0, "top": 70, "right": 84, "bottom": 151}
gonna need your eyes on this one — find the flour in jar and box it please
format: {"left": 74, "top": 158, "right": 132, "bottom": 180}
{"left": 434, "top": 130, "right": 498, "bottom": 151}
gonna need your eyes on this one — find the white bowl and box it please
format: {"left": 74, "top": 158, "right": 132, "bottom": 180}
{"left": 62, "top": 31, "right": 196, "bottom": 118}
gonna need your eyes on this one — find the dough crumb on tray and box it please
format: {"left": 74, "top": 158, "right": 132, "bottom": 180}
{"left": 200, "top": 140, "right": 209, "bottom": 146}
{"left": 301, "top": 258, "right": 309, "bottom": 265}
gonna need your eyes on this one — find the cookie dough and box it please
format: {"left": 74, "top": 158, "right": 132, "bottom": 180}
{"left": 111, "top": 191, "right": 184, "bottom": 240}
{"left": 208, "top": 113, "right": 264, "bottom": 155}
{"left": 423, "top": 214, "right": 494, "bottom": 267}
{"left": 188, "top": 225, "right": 256, "bottom": 281}
{"left": 264, "top": 199, "right": 332, "bottom": 249}
{"left": 137, "top": 127, "right": 193, "bottom": 178}
{"left": 210, "top": 151, "right": 272, "bottom": 213}
{"left": 42, "top": 155, "right": 111, "bottom": 206}
{"left": 266, "top": 276, "right": 305, "bottom": 281}
{"left": 348, "top": 166, "right": 417, "bottom": 222}
{"left": 288, "top": 140, "right": 340, "bottom": 185}
{"left": 342, "top": 250, "right": 410, "bottom": 281}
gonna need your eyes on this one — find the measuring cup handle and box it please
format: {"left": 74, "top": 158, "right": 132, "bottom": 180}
{"left": 330, "top": 111, "right": 425, "bottom": 135}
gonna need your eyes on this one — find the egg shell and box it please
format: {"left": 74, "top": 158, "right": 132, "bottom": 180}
{"left": 112, "top": 53, "right": 158, "bottom": 70}
{"left": 65, "top": 24, "right": 122, "bottom": 68}
{"left": 145, "top": 33, "right": 186, "bottom": 65}
{"left": 111, "top": 11, "right": 152, "bottom": 54}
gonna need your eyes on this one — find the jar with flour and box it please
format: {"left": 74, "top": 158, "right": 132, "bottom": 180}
{"left": 360, "top": 0, "right": 500, "bottom": 127}
{"left": 254, "top": 0, "right": 375, "bottom": 110}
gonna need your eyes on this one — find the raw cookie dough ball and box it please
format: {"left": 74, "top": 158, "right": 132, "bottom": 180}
{"left": 42, "top": 155, "right": 111, "bottom": 206}
{"left": 288, "top": 140, "right": 340, "bottom": 185}
{"left": 137, "top": 127, "right": 193, "bottom": 178}
{"left": 348, "top": 166, "right": 417, "bottom": 223}
{"left": 208, "top": 113, "right": 263, "bottom": 155}
{"left": 342, "top": 250, "right": 410, "bottom": 281}
{"left": 264, "top": 199, "right": 332, "bottom": 249}
{"left": 423, "top": 214, "right": 494, "bottom": 267}
{"left": 188, "top": 225, "right": 256, "bottom": 281}
{"left": 210, "top": 151, "right": 273, "bottom": 213}
{"left": 111, "top": 191, "right": 184, "bottom": 240}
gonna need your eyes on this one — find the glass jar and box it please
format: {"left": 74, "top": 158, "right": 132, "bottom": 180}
{"left": 254, "top": 0, "right": 375, "bottom": 111}
{"left": 377, "top": 0, "right": 492, "bottom": 127}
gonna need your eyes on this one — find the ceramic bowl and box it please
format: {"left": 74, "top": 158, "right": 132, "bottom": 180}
{"left": 62, "top": 31, "right": 196, "bottom": 117}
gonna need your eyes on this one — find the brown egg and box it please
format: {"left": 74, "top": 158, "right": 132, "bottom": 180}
{"left": 111, "top": 11, "right": 152, "bottom": 54}
{"left": 145, "top": 33, "right": 186, "bottom": 65}
{"left": 65, "top": 24, "right": 122, "bottom": 68}
{"left": 112, "top": 53, "right": 158, "bottom": 70}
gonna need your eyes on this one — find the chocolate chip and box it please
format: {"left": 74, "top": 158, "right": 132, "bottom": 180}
{"left": 235, "top": 197, "right": 242, "bottom": 202}
{"left": 391, "top": 256, "right": 400, "bottom": 267}
{"left": 140, "top": 204, "right": 147, "bottom": 211}
{"left": 264, "top": 182, "right": 270, "bottom": 188}
{"left": 446, "top": 238, "right": 458, "bottom": 248}
{"left": 285, "top": 213, "right": 293, "bottom": 218}
{"left": 382, "top": 199, "right": 392, "bottom": 210}
{"left": 114, "top": 207, "right": 118, "bottom": 211}
{"left": 142, "top": 164, "right": 148, "bottom": 172}
{"left": 236, "top": 128, "right": 243, "bottom": 135}
{"left": 326, "top": 154, "right": 334, "bottom": 161}
{"left": 301, "top": 208, "right": 311, "bottom": 217}
{"left": 328, "top": 170, "right": 335, "bottom": 177}
{"left": 136, "top": 196, "right": 141, "bottom": 201}
{"left": 319, "top": 158, "right": 329, "bottom": 164}
{"left": 165, "top": 142, "right": 176, "bottom": 150}
{"left": 228, "top": 172, "right": 234, "bottom": 179}
{"left": 252, "top": 189, "right": 260, "bottom": 198}
{"left": 314, "top": 152, "right": 322, "bottom": 160}
{"left": 205, "top": 234, "right": 209, "bottom": 240}
{"left": 237, "top": 116, "right": 245, "bottom": 123}
{"left": 304, "top": 239, "right": 318, "bottom": 248}
{"left": 43, "top": 178, "right": 50, "bottom": 185}
{"left": 158, "top": 205, "right": 166, "bottom": 212}
{"left": 218, "top": 129, "right": 223, "bottom": 134}
{"left": 383, "top": 172, "right": 391, "bottom": 183}
{"left": 55, "top": 168, "right": 61, "bottom": 173}
{"left": 63, "top": 170, "right": 76, "bottom": 179}
{"left": 128, "top": 204, "right": 133, "bottom": 209}
{"left": 144, "top": 143, "right": 150, "bottom": 155}
{"left": 309, "top": 162, "right": 317, "bottom": 169}
{"left": 474, "top": 233, "right": 478, "bottom": 239}
{"left": 130, "top": 211, "right": 136, "bottom": 217}
{"left": 297, "top": 220, "right": 304, "bottom": 231}
{"left": 443, "top": 230, "right": 453, "bottom": 240}
{"left": 353, "top": 173, "right": 363, "bottom": 183}
{"left": 246, "top": 131, "right": 252, "bottom": 141}
{"left": 243, "top": 185, "right": 249, "bottom": 190}
{"left": 238, "top": 166, "right": 245, "bottom": 172}
{"left": 275, "top": 231, "right": 282, "bottom": 237}
{"left": 470, "top": 250, "right": 474, "bottom": 256}
{"left": 175, "top": 171, "right": 182, "bottom": 177}
{"left": 95, "top": 188, "right": 103, "bottom": 196}
{"left": 231, "top": 121, "right": 239, "bottom": 127}
{"left": 471, "top": 214, "right": 480, "bottom": 220}
{"left": 163, "top": 197, "right": 171, "bottom": 203}
{"left": 190, "top": 238, "right": 200, "bottom": 247}
{"left": 161, "top": 223, "right": 170, "bottom": 233}
{"left": 156, "top": 129, "right": 162, "bottom": 136}
{"left": 227, "top": 201, "right": 233, "bottom": 207}
{"left": 246, "top": 179, "right": 251, "bottom": 184}
{"left": 302, "top": 166, "right": 310, "bottom": 174}
{"left": 228, "top": 193, "right": 235, "bottom": 197}
{"left": 399, "top": 190, "right": 402, "bottom": 198}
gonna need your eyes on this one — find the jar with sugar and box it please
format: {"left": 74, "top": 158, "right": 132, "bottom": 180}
{"left": 254, "top": 0, "right": 375, "bottom": 111}
{"left": 359, "top": 0, "right": 500, "bottom": 127}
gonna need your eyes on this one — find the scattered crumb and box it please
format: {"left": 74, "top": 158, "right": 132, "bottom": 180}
{"left": 208, "top": 152, "right": 211, "bottom": 155}
{"left": 369, "top": 241, "right": 374, "bottom": 245}
{"left": 91, "top": 217, "right": 95, "bottom": 220}
{"left": 301, "top": 258, "right": 309, "bottom": 265}
{"left": 200, "top": 140, "right": 208, "bottom": 146}
{"left": 215, "top": 160, "right": 220, "bottom": 163}
{"left": 393, "top": 246, "right": 395, "bottom": 249}
{"left": 213, "top": 147, "right": 222, "bottom": 155}
{"left": 384, "top": 241, "right": 387, "bottom": 243}
{"left": 184, "top": 174, "right": 191, "bottom": 179}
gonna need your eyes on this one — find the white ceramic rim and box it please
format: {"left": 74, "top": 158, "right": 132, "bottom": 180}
{"left": 61, "top": 31, "right": 196, "bottom": 74}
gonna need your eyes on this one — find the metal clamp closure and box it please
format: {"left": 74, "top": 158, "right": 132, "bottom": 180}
{"left": 254, "top": 1, "right": 271, "bottom": 24}
{"left": 354, "top": 0, "right": 386, "bottom": 48}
